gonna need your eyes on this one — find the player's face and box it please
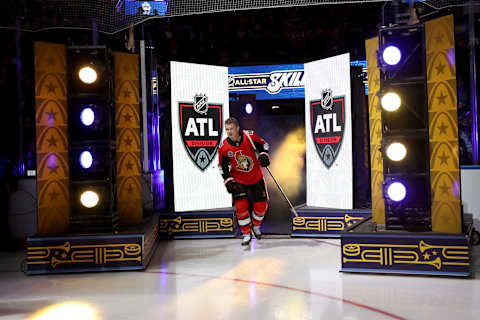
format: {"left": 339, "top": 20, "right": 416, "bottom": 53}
{"left": 225, "top": 123, "right": 240, "bottom": 140}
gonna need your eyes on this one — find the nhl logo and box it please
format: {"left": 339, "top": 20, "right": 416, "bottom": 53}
{"left": 194, "top": 94, "right": 208, "bottom": 115}
{"left": 321, "top": 89, "right": 333, "bottom": 110}
{"left": 310, "top": 90, "right": 345, "bottom": 169}
{"left": 179, "top": 94, "right": 223, "bottom": 171}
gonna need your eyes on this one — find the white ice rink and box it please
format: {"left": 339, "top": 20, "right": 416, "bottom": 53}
{"left": 1, "top": 237, "right": 479, "bottom": 320}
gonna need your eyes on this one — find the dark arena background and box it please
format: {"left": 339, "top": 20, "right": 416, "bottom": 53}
{"left": 1, "top": 1, "right": 480, "bottom": 319}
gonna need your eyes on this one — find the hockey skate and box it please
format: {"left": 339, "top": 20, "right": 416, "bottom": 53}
{"left": 241, "top": 233, "right": 252, "bottom": 246}
{"left": 252, "top": 225, "right": 262, "bottom": 240}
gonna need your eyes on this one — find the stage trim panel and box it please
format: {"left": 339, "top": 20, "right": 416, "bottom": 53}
{"left": 341, "top": 223, "right": 470, "bottom": 277}
{"left": 159, "top": 209, "right": 235, "bottom": 239}
{"left": 25, "top": 215, "right": 160, "bottom": 275}
{"left": 291, "top": 206, "right": 371, "bottom": 237}
{"left": 365, "top": 37, "right": 385, "bottom": 225}
{"left": 425, "top": 15, "right": 461, "bottom": 233}
{"left": 34, "top": 41, "right": 71, "bottom": 235}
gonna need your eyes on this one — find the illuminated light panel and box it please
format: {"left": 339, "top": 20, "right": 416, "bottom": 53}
{"left": 383, "top": 45, "right": 402, "bottom": 66}
{"left": 80, "top": 191, "right": 100, "bottom": 208}
{"left": 386, "top": 142, "right": 407, "bottom": 161}
{"left": 78, "top": 66, "right": 97, "bottom": 84}
{"left": 387, "top": 182, "right": 407, "bottom": 202}
{"left": 381, "top": 92, "right": 401, "bottom": 112}
{"left": 79, "top": 151, "right": 93, "bottom": 169}
{"left": 80, "top": 107, "right": 95, "bottom": 126}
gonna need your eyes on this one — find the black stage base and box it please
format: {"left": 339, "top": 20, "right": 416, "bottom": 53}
{"left": 158, "top": 208, "right": 236, "bottom": 239}
{"left": 291, "top": 205, "right": 371, "bottom": 238}
{"left": 25, "top": 213, "right": 160, "bottom": 275}
{"left": 340, "top": 216, "right": 473, "bottom": 277}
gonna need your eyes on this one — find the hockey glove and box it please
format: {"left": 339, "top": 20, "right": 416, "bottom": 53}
{"left": 225, "top": 179, "right": 237, "bottom": 194}
{"left": 258, "top": 152, "right": 270, "bottom": 167}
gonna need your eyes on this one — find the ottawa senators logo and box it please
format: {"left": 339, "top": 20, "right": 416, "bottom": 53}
{"left": 235, "top": 150, "right": 253, "bottom": 172}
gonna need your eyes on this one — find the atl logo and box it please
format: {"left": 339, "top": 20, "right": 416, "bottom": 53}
{"left": 310, "top": 89, "right": 345, "bottom": 169}
{"left": 179, "top": 94, "right": 222, "bottom": 171}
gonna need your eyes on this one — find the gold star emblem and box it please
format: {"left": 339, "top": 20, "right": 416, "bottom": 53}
{"left": 423, "top": 253, "right": 431, "bottom": 260}
{"left": 438, "top": 122, "right": 448, "bottom": 135}
{"left": 440, "top": 182, "right": 450, "bottom": 195}
{"left": 437, "top": 92, "right": 447, "bottom": 105}
{"left": 435, "top": 62, "right": 446, "bottom": 75}
{"left": 438, "top": 152, "right": 450, "bottom": 165}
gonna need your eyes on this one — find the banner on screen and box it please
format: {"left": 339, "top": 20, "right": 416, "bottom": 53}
{"left": 171, "top": 61, "right": 231, "bottom": 212}
{"left": 304, "top": 53, "right": 353, "bottom": 209}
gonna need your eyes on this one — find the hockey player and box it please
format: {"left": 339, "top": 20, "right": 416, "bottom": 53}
{"left": 218, "top": 117, "right": 270, "bottom": 246}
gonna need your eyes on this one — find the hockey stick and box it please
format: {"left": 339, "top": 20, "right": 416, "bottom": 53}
{"left": 243, "top": 131, "right": 299, "bottom": 217}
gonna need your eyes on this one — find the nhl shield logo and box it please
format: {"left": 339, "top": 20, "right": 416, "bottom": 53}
{"left": 179, "top": 94, "right": 223, "bottom": 171}
{"left": 310, "top": 90, "right": 345, "bottom": 169}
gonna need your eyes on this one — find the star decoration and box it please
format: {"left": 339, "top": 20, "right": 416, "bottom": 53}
{"left": 46, "top": 82, "right": 57, "bottom": 94}
{"left": 373, "top": 74, "right": 380, "bottom": 87}
{"left": 437, "top": 92, "right": 447, "bottom": 105}
{"left": 435, "top": 62, "right": 446, "bottom": 75}
{"left": 200, "top": 155, "right": 206, "bottom": 163}
{"left": 46, "top": 109, "right": 58, "bottom": 121}
{"left": 47, "top": 164, "right": 59, "bottom": 174}
{"left": 433, "top": 251, "right": 438, "bottom": 256}
{"left": 440, "top": 182, "right": 450, "bottom": 195}
{"left": 438, "top": 122, "right": 448, "bottom": 135}
{"left": 123, "top": 89, "right": 131, "bottom": 98}
{"left": 61, "top": 253, "right": 67, "bottom": 259}
{"left": 439, "top": 152, "right": 450, "bottom": 165}
{"left": 124, "top": 136, "right": 133, "bottom": 147}
{"left": 326, "top": 153, "right": 331, "bottom": 160}
{"left": 123, "top": 112, "right": 132, "bottom": 123}
{"left": 442, "top": 214, "right": 451, "bottom": 224}
{"left": 347, "top": 223, "right": 352, "bottom": 227}
{"left": 127, "top": 184, "right": 133, "bottom": 194}
{"left": 125, "top": 161, "right": 133, "bottom": 171}
{"left": 48, "top": 189, "right": 59, "bottom": 200}
{"left": 47, "top": 136, "right": 58, "bottom": 147}
{"left": 423, "top": 253, "right": 431, "bottom": 260}
{"left": 434, "top": 33, "right": 444, "bottom": 44}
{"left": 46, "top": 56, "right": 56, "bottom": 66}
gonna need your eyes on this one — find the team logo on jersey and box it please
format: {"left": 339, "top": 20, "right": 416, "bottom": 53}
{"left": 179, "top": 94, "right": 223, "bottom": 171}
{"left": 235, "top": 150, "right": 253, "bottom": 172}
{"left": 310, "top": 90, "right": 345, "bottom": 169}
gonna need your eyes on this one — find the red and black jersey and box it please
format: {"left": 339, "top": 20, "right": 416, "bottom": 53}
{"left": 218, "top": 130, "right": 269, "bottom": 185}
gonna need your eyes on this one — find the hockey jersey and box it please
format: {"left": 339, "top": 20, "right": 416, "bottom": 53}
{"left": 218, "top": 130, "right": 269, "bottom": 185}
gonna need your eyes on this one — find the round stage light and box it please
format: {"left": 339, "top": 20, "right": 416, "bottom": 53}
{"left": 383, "top": 46, "right": 402, "bottom": 66}
{"left": 387, "top": 182, "right": 407, "bottom": 202}
{"left": 386, "top": 142, "right": 407, "bottom": 161}
{"left": 78, "top": 66, "right": 97, "bottom": 84}
{"left": 381, "top": 92, "right": 401, "bottom": 112}
{"left": 245, "top": 103, "right": 253, "bottom": 115}
{"left": 80, "top": 107, "right": 95, "bottom": 126}
{"left": 80, "top": 191, "right": 99, "bottom": 208}
{"left": 79, "top": 151, "right": 93, "bottom": 169}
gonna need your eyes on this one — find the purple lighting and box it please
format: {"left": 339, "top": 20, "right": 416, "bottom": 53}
{"left": 383, "top": 45, "right": 402, "bottom": 66}
{"left": 80, "top": 107, "right": 95, "bottom": 126}
{"left": 79, "top": 151, "right": 93, "bottom": 169}
{"left": 386, "top": 182, "right": 407, "bottom": 202}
